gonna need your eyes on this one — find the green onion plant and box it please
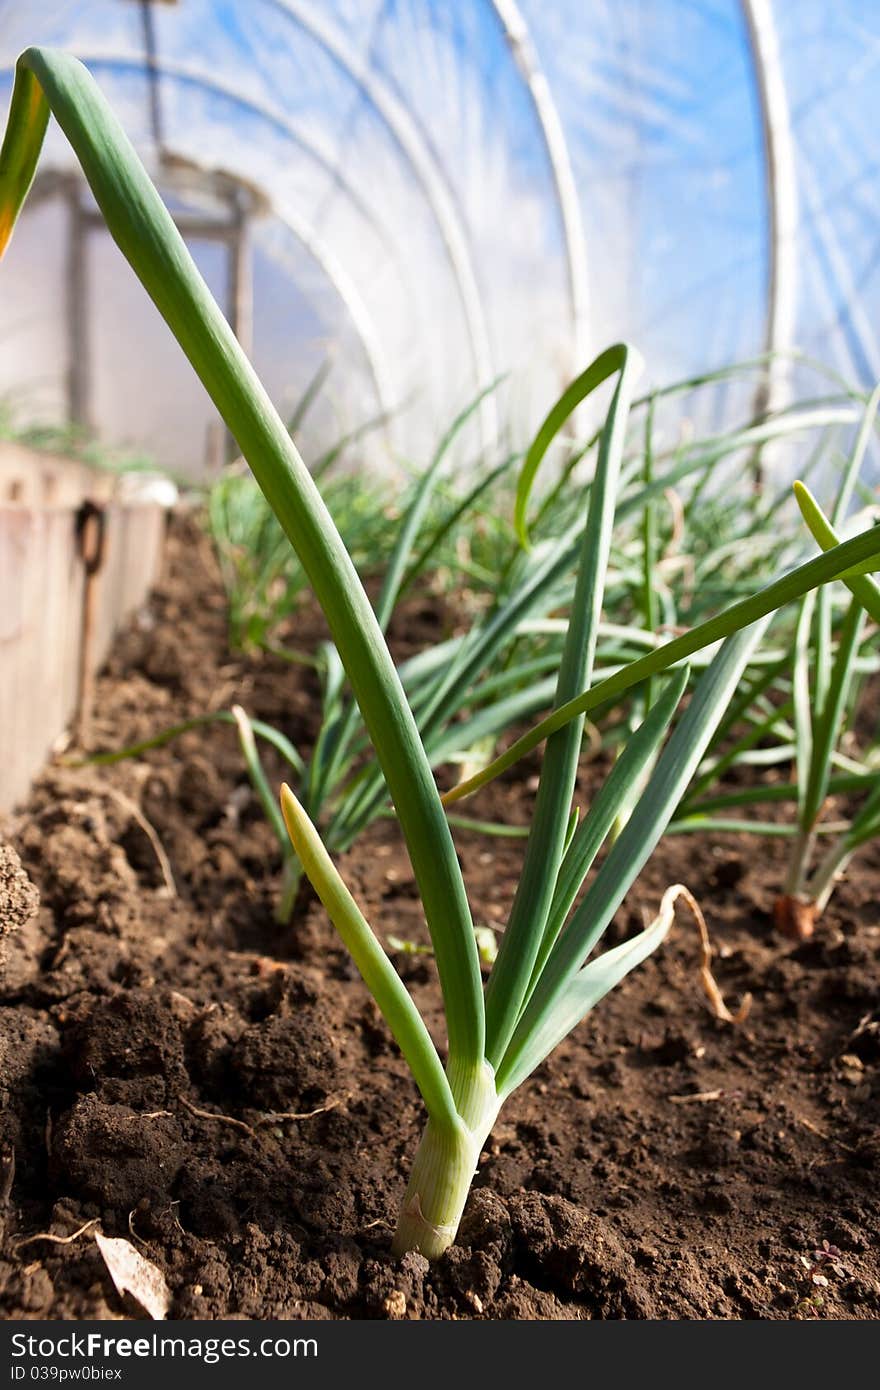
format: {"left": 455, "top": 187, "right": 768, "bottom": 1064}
{"left": 94, "top": 365, "right": 868, "bottom": 923}
{"left": 769, "top": 468, "right": 880, "bottom": 937}
{"left": 208, "top": 354, "right": 401, "bottom": 652}
{"left": 671, "top": 397, "right": 880, "bottom": 935}
{"left": 5, "top": 49, "right": 880, "bottom": 1257}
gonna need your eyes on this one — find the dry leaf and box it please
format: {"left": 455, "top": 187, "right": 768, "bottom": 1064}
{"left": 383, "top": 1290, "right": 407, "bottom": 1318}
{"left": 656, "top": 885, "right": 751, "bottom": 1024}
{"left": 95, "top": 1232, "right": 170, "bottom": 1319}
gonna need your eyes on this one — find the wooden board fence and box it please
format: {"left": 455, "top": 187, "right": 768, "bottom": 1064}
{"left": 0, "top": 442, "right": 168, "bottom": 813}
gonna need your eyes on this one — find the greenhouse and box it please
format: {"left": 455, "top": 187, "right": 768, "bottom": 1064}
{"left": 0, "top": 0, "right": 878, "bottom": 1326}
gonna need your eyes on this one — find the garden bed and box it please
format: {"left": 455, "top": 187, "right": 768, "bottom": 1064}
{"left": 1, "top": 513, "right": 878, "bottom": 1321}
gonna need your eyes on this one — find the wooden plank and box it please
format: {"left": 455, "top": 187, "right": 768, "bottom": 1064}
{"left": 0, "top": 440, "right": 114, "bottom": 511}
{"left": 0, "top": 443, "right": 168, "bottom": 811}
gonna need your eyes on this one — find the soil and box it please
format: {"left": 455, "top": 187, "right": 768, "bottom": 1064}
{"left": 1, "top": 513, "right": 878, "bottom": 1321}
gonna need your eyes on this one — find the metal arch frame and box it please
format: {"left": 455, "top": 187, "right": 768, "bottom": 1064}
{"left": 267, "top": 0, "right": 499, "bottom": 450}
{"left": 77, "top": 52, "right": 416, "bottom": 284}
{"left": 1, "top": 57, "right": 398, "bottom": 442}
{"left": 32, "top": 165, "right": 397, "bottom": 450}
{"left": 8, "top": 1, "right": 590, "bottom": 445}
{"left": 489, "top": 0, "right": 588, "bottom": 371}
{"left": 68, "top": 52, "right": 410, "bottom": 424}
{"left": 251, "top": 207, "right": 398, "bottom": 438}
{"left": 741, "top": 0, "right": 798, "bottom": 427}
{"left": 156, "top": 176, "right": 398, "bottom": 441}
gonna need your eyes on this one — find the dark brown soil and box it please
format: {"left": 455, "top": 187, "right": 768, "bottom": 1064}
{"left": 1, "top": 514, "right": 878, "bottom": 1321}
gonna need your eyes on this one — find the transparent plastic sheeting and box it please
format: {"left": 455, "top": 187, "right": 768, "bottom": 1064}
{"left": 0, "top": 1, "right": 876, "bottom": 477}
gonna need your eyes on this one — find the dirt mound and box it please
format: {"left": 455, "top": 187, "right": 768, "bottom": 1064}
{"left": 1, "top": 513, "right": 878, "bottom": 1319}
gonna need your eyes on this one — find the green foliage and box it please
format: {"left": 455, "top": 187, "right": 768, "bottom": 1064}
{"left": 4, "top": 46, "right": 880, "bottom": 1261}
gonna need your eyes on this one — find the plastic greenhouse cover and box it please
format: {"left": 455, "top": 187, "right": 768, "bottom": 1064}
{"left": 0, "top": 0, "right": 877, "bottom": 479}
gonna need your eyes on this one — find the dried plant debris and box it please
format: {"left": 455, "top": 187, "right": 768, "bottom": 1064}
{"left": 94, "top": 1232, "right": 171, "bottom": 1320}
